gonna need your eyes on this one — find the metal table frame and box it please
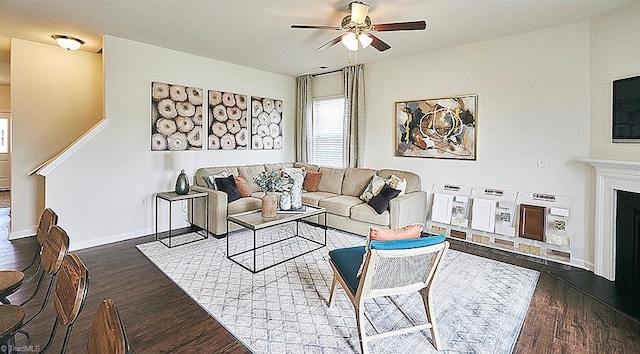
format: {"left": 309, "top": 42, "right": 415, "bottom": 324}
{"left": 226, "top": 207, "right": 327, "bottom": 273}
{"left": 155, "top": 190, "right": 209, "bottom": 248}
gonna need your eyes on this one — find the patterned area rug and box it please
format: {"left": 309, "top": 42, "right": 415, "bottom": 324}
{"left": 137, "top": 223, "right": 539, "bottom": 353}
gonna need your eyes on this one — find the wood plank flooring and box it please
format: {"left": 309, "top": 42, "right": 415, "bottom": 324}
{"left": 2, "top": 234, "right": 639, "bottom": 353}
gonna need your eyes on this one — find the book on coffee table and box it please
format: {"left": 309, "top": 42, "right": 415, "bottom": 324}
{"left": 277, "top": 206, "right": 307, "bottom": 214}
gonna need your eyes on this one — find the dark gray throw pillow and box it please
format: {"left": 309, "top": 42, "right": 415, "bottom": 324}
{"left": 215, "top": 175, "right": 241, "bottom": 202}
{"left": 368, "top": 184, "right": 401, "bottom": 214}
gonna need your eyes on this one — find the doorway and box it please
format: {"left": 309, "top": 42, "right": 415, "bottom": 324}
{"left": 0, "top": 112, "right": 9, "bottom": 240}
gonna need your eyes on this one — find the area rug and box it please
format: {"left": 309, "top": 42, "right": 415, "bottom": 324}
{"left": 137, "top": 223, "right": 539, "bottom": 353}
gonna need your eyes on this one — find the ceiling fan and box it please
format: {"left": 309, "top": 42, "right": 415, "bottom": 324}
{"left": 291, "top": 1, "right": 426, "bottom": 52}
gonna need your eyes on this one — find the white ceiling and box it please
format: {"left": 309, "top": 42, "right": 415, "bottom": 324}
{"left": 0, "top": 0, "right": 635, "bottom": 84}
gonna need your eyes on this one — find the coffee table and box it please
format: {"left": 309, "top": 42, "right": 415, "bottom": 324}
{"left": 226, "top": 206, "right": 327, "bottom": 273}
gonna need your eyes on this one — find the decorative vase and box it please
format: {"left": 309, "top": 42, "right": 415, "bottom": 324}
{"left": 280, "top": 191, "right": 292, "bottom": 210}
{"left": 290, "top": 184, "right": 303, "bottom": 209}
{"left": 262, "top": 193, "right": 278, "bottom": 218}
{"left": 175, "top": 169, "right": 189, "bottom": 195}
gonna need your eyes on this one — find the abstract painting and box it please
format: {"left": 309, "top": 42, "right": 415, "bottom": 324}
{"left": 395, "top": 95, "right": 477, "bottom": 160}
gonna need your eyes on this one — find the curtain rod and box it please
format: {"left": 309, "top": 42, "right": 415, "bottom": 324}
{"left": 310, "top": 68, "right": 342, "bottom": 77}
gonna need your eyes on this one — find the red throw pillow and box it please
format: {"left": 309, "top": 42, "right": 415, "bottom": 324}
{"left": 303, "top": 171, "right": 322, "bottom": 192}
{"left": 233, "top": 175, "right": 253, "bottom": 197}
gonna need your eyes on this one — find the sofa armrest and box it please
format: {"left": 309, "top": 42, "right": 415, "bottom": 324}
{"left": 388, "top": 190, "right": 428, "bottom": 229}
{"left": 189, "top": 185, "right": 229, "bottom": 236}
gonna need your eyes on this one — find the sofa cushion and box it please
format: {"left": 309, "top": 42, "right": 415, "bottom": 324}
{"left": 359, "top": 175, "right": 387, "bottom": 202}
{"left": 387, "top": 175, "right": 407, "bottom": 196}
{"left": 264, "top": 162, "right": 294, "bottom": 171}
{"left": 318, "top": 195, "right": 364, "bottom": 217}
{"left": 233, "top": 176, "right": 253, "bottom": 197}
{"left": 342, "top": 168, "right": 377, "bottom": 197}
{"left": 237, "top": 165, "right": 267, "bottom": 192}
{"left": 368, "top": 184, "right": 401, "bottom": 214}
{"left": 203, "top": 171, "right": 229, "bottom": 189}
{"left": 294, "top": 162, "right": 320, "bottom": 172}
{"left": 377, "top": 169, "right": 421, "bottom": 193}
{"left": 350, "top": 203, "right": 390, "bottom": 226}
{"left": 302, "top": 191, "right": 338, "bottom": 206}
{"left": 228, "top": 197, "right": 262, "bottom": 215}
{"left": 196, "top": 166, "right": 239, "bottom": 187}
{"left": 303, "top": 171, "right": 322, "bottom": 192}
{"left": 215, "top": 175, "right": 241, "bottom": 203}
{"left": 317, "top": 167, "right": 345, "bottom": 194}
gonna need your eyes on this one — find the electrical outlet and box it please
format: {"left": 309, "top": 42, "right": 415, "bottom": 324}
{"left": 141, "top": 197, "right": 148, "bottom": 207}
{"left": 537, "top": 156, "right": 547, "bottom": 168}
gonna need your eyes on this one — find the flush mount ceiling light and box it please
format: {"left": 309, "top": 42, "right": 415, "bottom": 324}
{"left": 52, "top": 35, "right": 85, "bottom": 50}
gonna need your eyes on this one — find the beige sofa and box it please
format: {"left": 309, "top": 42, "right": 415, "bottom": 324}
{"left": 189, "top": 162, "right": 427, "bottom": 237}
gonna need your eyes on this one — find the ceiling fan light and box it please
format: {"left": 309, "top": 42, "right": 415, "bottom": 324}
{"left": 52, "top": 35, "right": 84, "bottom": 50}
{"left": 350, "top": 2, "right": 369, "bottom": 24}
{"left": 358, "top": 33, "right": 373, "bottom": 49}
{"left": 341, "top": 32, "right": 359, "bottom": 51}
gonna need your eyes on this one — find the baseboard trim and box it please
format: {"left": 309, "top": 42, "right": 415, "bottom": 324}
{"left": 69, "top": 219, "right": 191, "bottom": 251}
{"left": 9, "top": 227, "right": 37, "bottom": 240}
{"left": 69, "top": 228, "right": 154, "bottom": 251}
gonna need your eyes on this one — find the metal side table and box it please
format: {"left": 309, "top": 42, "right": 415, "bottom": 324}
{"left": 155, "top": 190, "right": 208, "bottom": 247}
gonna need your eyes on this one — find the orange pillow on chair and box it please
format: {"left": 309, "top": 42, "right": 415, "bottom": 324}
{"left": 233, "top": 176, "right": 253, "bottom": 197}
{"left": 369, "top": 223, "right": 423, "bottom": 241}
{"left": 357, "top": 223, "right": 424, "bottom": 277}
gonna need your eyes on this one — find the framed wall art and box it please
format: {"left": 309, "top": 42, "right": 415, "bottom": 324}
{"left": 251, "top": 96, "right": 283, "bottom": 150}
{"left": 151, "top": 82, "right": 204, "bottom": 151}
{"left": 208, "top": 90, "right": 248, "bottom": 150}
{"left": 395, "top": 95, "right": 477, "bottom": 160}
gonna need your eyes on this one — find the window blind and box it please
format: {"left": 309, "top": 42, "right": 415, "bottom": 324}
{"left": 312, "top": 97, "right": 344, "bottom": 167}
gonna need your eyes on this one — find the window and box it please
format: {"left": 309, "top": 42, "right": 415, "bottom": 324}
{"left": 312, "top": 97, "right": 345, "bottom": 167}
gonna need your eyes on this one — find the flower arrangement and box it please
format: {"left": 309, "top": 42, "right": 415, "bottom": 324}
{"left": 253, "top": 170, "right": 293, "bottom": 193}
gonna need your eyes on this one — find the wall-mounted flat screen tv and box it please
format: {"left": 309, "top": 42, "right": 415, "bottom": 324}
{"left": 612, "top": 75, "right": 640, "bottom": 143}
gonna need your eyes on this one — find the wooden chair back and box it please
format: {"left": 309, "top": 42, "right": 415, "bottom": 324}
{"left": 40, "top": 225, "right": 69, "bottom": 276}
{"left": 35, "top": 208, "right": 58, "bottom": 245}
{"left": 54, "top": 253, "right": 89, "bottom": 326}
{"left": 87, "top": 299, "right": 130, "bottom": 354}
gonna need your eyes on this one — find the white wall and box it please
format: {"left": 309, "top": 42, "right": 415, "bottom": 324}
{"left": 46, "top": 36, "right": 296, "bottom": 250}
{"left": 590, "top": 1, "right": 640, "bottom": 161}
{"left": 11, "top": 39, "right": 103, "bottom": 238}
{"left": 364, "top": 22, "right": 593, "bottom": 268}
{"left": 0, "top": 85, "right": 9, "bottom": 111}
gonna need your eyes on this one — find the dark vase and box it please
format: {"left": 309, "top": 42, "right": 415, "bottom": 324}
{"left": 175, "top": 169, "right": 189, "bottom": 195}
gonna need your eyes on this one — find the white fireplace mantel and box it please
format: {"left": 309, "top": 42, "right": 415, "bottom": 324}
{"left": 579, "top": 159, "right": 640, "bottom": 280}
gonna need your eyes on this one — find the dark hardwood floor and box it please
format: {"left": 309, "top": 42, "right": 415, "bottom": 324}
{"left": 2, "top": 233, "right": 639, "bottom": 353}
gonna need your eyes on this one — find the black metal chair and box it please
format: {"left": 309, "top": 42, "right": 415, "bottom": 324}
{"left": 0, "top": 253, "right": 89, "bottom": 354}
{"left": 87, "top": 299, "right": 131, "bottom": 354}
{"left": 0, "top": 208, "right": 58, "bottom": 304}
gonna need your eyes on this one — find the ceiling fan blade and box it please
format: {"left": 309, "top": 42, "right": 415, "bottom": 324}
{"left": 350, "top": 2, "right": 370, "bottom": 24}
{"left": 372, "top": 21, "right": 427, "bottom": 32}
{"left": 291, "top": 24, "right": 341, "bottom": 30}
{"left": 369, "top": 34, "right": 391, "bottom": 52}
{"left": 317, "top": 36, "right": 343, "bottom": 50}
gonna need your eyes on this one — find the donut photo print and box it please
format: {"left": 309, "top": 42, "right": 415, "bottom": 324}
{"left": 250, "top": 96, "right": 283, "bottom": 150}
{"left": 151, "top": 82, "right": 203, "bottom": 151}
{"left": 208, "top": 90, "right": 248, "bottom": 150}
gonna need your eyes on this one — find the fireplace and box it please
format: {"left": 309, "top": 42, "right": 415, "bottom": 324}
{"left": 616, "top": 190, "right": 640, "bottom": 291}
{"left": 581, "top": 159, "right": 640, "bottom": 281}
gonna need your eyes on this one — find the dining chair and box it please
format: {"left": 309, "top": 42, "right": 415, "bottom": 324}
{"left": 0, "top": 208, "right": 58, "bottom": 304}
{"left": 87, "top": 299, "right": 130, "bottom": 354}
{"left": 328, "top": 234, "right": 449, "bottom": 353}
